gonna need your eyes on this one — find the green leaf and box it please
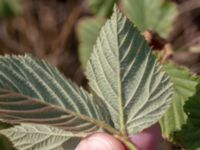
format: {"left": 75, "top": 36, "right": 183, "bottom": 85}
{"left": 77, "top": 1, "right": 177, "bottom": 68}
{"left": 85, "top": 6, "right": 173, "bottom": 135}
{"left": 0, "top": 124, "right": 81, "bottom": 150}
{"left": 89, "top": 0, "right": 118, "bottom": 17}
{"left": 0, "top": 55, "right": 115, "bottom": 134}
{"left": 160, "top": 63, "right": 198, "bottom": 142}
{"left": 0, "top": 0, "right": 21, "bottom": 18}
{"left": 77, "top": 17, "right": 105, "bottom": 67}
{"left": 122, "top": 0, "right": 177, "bottom": 37}
{"left": 178, "top": 125, "right": 200, "bottom": 150}
{"left": 176, "top": 83, "right": 200, "bottom": 150}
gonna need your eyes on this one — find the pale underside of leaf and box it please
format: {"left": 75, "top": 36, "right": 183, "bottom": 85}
{"left": 0, "top": 124, "right": 81, "bottom": 150}
{"left": 86, "top": 6, "right": 173, "bottom": 135}
{"left": 0, "top": 55, "right": 113, "bottom": 134}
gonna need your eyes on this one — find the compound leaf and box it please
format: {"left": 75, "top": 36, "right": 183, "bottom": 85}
{"left": 86, "top": 6, "right": 173, "bottom": 135}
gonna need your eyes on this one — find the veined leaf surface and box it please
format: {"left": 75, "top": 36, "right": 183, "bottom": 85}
{"left": 0, "top": 55, "right": 113, "bottom": 133}
{"left": 0, "top": 124, "right": 81, "bottom": 150}
{"left": 86, "top": 7, "right": 173, "bottom": 135}
{"left": 175, "top": 80, "right": 200, "bottom": 150}
{"left": 160, "top": 63, "right": 198, "bottom": 142}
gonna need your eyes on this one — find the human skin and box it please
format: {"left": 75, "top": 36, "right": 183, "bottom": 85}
{"left": 76, "top": 132, "right": 126, "bottom": 150}
{"left": 129, "top": 123, "right": 163, "bottom": 150}
{"left": 76, "top": 123, "right": 162, "bottom": 150}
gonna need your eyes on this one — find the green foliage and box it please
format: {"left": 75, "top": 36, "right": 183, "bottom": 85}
{"left": 122, "top": 0, "right": 177, "bottom": 37}
{"left": 0, "top": 55, "right": 111, "bottom": 149}
{"left": 77, "top": 1, "right": 177, "bottom": 67}
{"left": 77, "top": 17, "right": 105, "bottom": 67}
{"left": 88, "top": 0, "right": 118, "bottom": 17}
{"left": 0, "top": 55, "right": 111, "bottom": 132}
{"left": 160, "top": 63, "right": 198, "bottom": 142}
{"left": 1, "top": 124, "right": 81, "bottom": 150}
{"left": 176, "top": 83, "right": 200, "bottom": 150}
{"left": 0, "top": 0, "right": 21, "bottom": 18}
{"left": 0, "top": 7, "right": 172, "bottom": 150}
{"left": 85, "top": 6, "right": 172, "bottom": 135}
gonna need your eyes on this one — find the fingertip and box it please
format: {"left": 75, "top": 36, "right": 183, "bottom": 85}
{"left": 76, "top": 132, "right": 126, "bottom": 150}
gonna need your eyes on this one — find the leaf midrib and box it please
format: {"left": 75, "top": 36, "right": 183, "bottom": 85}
{"left": 115, "top": 8, "right": 126, "bottom": 135}
{"left": 0, "top": 89, "right": 119, "bottom": 135}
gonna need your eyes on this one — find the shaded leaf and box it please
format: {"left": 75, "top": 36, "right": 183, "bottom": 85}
{"left": 176, "top": 83, "right": 200, "bottom": 150}
{"left": 0, "top": 0, "right": 21, "bottom": 18}
{"left": 88, "top": 0, "right": 118, "bottom": 17}
{"left": 77, "top": 17, "right": 105, "bottom": 67}
{"left": 177, "top": 125, "right": 200, "bottom": 150}
{"left": 160, "top": 63, "right": 198, "bottom": 142}
{"left": 122, "top": 0, "right": 177, "bottom": 37}
{"left": 0, "top": 124, "right": 81, "bottom": 150}
{"left": 86, "top": 6, "right": 173, "bottom": 135}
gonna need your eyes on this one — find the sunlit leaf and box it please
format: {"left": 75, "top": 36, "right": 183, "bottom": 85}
{"left": 86, "top": 6, "right": 173, "bottom": 135}
{"left": 160, "top": 63, "right": 198, "bottom": 142}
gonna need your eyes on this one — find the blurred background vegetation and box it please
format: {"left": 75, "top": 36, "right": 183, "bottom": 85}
{"left": 0, "top": 0, "right": 199, "bottom": 149}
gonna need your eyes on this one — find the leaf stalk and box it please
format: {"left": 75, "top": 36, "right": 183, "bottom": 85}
{"left": 115, "top": 135, "right": 137, "bottom": 150}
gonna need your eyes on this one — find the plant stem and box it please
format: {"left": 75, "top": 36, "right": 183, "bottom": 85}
{"left": 115, "top": 135, "right": 137, "bottom": 150}
{"left": 123, "top": 140, "right": 137, "bottom": 150}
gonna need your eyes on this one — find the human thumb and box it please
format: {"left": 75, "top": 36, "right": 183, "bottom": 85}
{"left": 76, "top": 132, "right": 126, "bottom": 150}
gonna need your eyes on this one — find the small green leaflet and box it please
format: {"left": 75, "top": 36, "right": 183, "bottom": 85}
{"left": 160, "top": 63, "right": 198, "bottom": 142}
{"left": 0, "top": 7, "right": 173, "bottom": 150}
{"left": 86, "top": 6, "right": 173, "bottom": 135}
{"left": 0, "top": 124, "right": 81, "bottom": 150}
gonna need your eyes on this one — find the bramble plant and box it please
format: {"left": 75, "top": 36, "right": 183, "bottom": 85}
{"left": 78, "top": 0, "right": 177, "bottom": 67}
{"left": 0, "top": 7, "right": 173, "bottom": 150}
{"left": 77, "top": 2, "right": 200, "bottom": 149}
